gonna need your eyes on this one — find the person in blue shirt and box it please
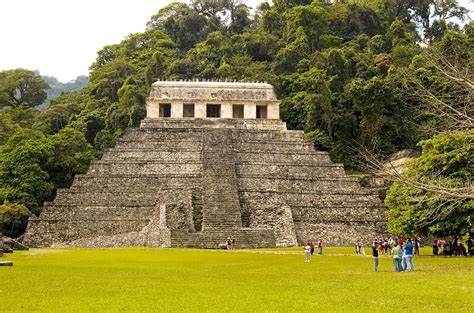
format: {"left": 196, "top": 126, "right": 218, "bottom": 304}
{"left": 404, "top": 239, "right": 415, "bottom": 272}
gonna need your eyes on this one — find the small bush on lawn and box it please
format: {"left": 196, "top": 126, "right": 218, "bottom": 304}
{"left": 0, "top": 201, "right": 31, "bottom": 238}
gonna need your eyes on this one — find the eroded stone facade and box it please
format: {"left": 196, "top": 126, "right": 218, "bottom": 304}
{"left": 23, "top": 81, "right": 387, "bottom": 248}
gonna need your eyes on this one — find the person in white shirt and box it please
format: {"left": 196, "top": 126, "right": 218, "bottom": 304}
{"left": 304, "top": 243, "right": 311, "bottom": 262}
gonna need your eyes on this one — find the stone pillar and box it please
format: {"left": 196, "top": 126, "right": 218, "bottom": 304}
{"left": 267, "top": 103, "right": 280, "bottom": 119}
{"left": 221, "top": 103, "right": 233, "bottom": 118}
{"left": 195, "top": 103, "right": 206, "bottom": 118}
{"left": 146, "top": 100, "right": 160, "bottom": 118}
{"left": 171, "top": 102, "right": 183, "bottom": 118}
{"left": 244, "top": 104, "right": 256, "bottom": 119}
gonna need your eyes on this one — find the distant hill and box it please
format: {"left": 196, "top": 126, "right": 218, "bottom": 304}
{"left": 39, "top": 75, "right": 89, "bottom": 109}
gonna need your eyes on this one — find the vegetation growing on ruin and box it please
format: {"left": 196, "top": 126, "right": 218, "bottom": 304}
{"left": 2, "top": 248, "right": 473, "bottom": 312}
{"left": 0, "top": 0, "right": 472, "bottom": 237}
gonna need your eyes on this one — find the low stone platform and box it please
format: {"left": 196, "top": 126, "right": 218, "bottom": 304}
{"left": 0, "top": 261, "right": 13, "bottom": 266}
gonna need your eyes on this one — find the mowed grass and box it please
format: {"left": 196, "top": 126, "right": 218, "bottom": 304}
{"left": 1, "top": 247, "right": 473, "bottom": 312}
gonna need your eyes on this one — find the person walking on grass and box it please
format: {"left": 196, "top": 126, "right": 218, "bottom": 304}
{"left": 317, "top": 239, "right": 323, "bottom": 255}
{"left": 391, "top": 244, "right": 401, "bottom": 272}
{"left": 371, "top": 242, "right": 379, "bottom": 272}
{"left": 304, "top": 242, "right": 311, "bottom": 263}
{"left": 404, "top": 239, "right": 415, "bottom": 272}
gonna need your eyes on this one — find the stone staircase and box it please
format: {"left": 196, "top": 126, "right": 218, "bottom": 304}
{"left": 201, "top": 128, "right": 243, "bottom": 230}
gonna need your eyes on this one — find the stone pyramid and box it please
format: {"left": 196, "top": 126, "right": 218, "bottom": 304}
{"left": 23, "top": 81, "right": 387, "bottom": 248}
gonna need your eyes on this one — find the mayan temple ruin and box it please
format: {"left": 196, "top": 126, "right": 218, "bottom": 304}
{"left": 23, "top": 80, "right": 387, "bottom": 248}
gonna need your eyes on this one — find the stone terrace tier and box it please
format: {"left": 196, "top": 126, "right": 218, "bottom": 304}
{"left": 23, "top": 118, "right": 387, "bottom": 248}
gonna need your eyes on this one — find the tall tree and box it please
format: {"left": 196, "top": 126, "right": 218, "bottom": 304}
{"left": 0, "top": 69, "right": 49, "bottom": 108}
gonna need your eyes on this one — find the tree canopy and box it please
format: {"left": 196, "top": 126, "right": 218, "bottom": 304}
{"left": 0, "top": 69, "right": 49, "bottom": 108}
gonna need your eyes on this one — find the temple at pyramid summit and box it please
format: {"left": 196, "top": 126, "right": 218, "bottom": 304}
{"left": 23, "top": 80, "right": 387, "bottom": 248}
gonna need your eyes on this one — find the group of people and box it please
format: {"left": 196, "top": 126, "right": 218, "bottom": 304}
{"left": 360, "top": 238, "right": 420, "bottom": 256}
{"left": 303, "top": 239, "right": 323, "bottom": 262}
{"left": 372, "top": 239, "right": 416, "bottom": 272}
{"left": 432, "top": 238, "right": 472, "bottom": 256}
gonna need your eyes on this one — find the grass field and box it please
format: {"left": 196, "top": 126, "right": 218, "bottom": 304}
{"left": 1, "top": 247, "right": 473, "bottom": 312}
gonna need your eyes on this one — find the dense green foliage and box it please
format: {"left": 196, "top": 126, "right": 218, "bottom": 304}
{"left": 0, "top": 0, "right": 471, "bottom": 237}
{"left": 386, "top": 129, "right": 474, "bottom": 238}
{"left": 0, "top": 128, "right": 93, "bottom": 216}
{"left": 3, "top": 248, "right": 473, "bottom": 312}
{"left": 0, "top": 69, "right": 49, "bottom": 108}
{"left": 0, "top": 201, "right": 30, "bottom": 238}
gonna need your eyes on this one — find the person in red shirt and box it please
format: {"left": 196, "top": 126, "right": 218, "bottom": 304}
{"left": 317, "top": 239, "right": 323, "bottom": 255}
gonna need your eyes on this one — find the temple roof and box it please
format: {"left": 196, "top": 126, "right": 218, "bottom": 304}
{"left": 149, "top": 80, "right": 278, "bottom": 102}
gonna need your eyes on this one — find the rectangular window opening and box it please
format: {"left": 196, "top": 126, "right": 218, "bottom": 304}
{"left": 159, "top": 103, "right": 171, "bottom": 118}
{"left": 183, "top": 104, "right": 195, "bottom": 117}
{"left": 256, "top": 105, "right": 267, "bottom": 119}
{"left": 206, "top": 104, "right": 221, "bottom": 118}
{"left": 233, "top": 105, "right": 244, "bottom": 118}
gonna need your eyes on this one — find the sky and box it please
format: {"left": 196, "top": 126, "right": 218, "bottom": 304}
{"left": 0, "top": 0, "right": 472, "bottom": 83}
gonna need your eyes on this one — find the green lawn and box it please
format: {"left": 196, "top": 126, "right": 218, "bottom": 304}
{"left": 1, "top": 247, "right": 473, "bottom": 312}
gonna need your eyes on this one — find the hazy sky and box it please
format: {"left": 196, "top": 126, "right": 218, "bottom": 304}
{"left": 0, "top": 0, "right": 472, "bottom": 83}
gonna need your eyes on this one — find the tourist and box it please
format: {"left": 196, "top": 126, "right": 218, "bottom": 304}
{"left": 243, "top": 121, "right": 248, "bottom": 129}
{"left": 226, "top": 237, "right": 232, "bottom": 250}
{"left": 355, "top": 241, "right": 361, "bottom": 255}
{"left": 371, "top": 242, "right": 379, "bottom": 272}
{"left": 317, "top": 239, "right": 323, "bottom": 255}
{"left": 466, "top": 236, "right": 472, "bottom": 256}
{"left": 304, "top": 242, "right": 311, "bottom": 263}
{"left": 378, "top": 240, "right": 384, "bottom": 255}
{"left": 398, "top": 243, "right": 404, "bottom": 271}
{"left": 309, "top": 239, "right": 315, "bottom": 255}
{"left": 404, "top": 239, "right": 415, "bottom": 272}
{"left": 231, "top": 238, "right": 235, "bottom": 250}
{"left": 383, "top": 240, "right": 390, "bottom": 255}
{"left": 414, "top": 238, "right": 420, "bottom": 256}
{"left": 443, "top": 242, "right": 452, "bottom": 256}
{"left": 401, "top": 244, "right": 407, "bottom": 271}
{"left": 391, "top": 244, "right": 401, "bottom": 272}
{"left": 432, "top": 240, "right": 439, "bottom": 256}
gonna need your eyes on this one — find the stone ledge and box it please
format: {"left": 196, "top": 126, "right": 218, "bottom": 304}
{"left": 0, "top": 261, "right": 13, "bottom": 266}
{"left": 239, "top": 189, "right": 377, "bottom": 195}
